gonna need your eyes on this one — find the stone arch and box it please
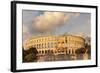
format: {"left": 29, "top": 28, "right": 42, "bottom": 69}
{"left": 51, "top": 50, "right": 53, "bottom": 53}
{"left": 39, "top": 51, "right": 41, "bottom": 54}
{"left": 72, "top": 49, "right": 75, "bottom": 55}
{"left": 66, "top": 50, "right": 67, "bottom": 54}
{"left": 45, "top": 50, "right": 47, "bottom": 54}
{"left": 42, "top": 50, "right": 44, "bottom": 54}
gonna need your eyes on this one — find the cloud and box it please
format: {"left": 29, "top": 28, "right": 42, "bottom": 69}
{"left": 73, "top": 13, "right": 80, "bottom": 17}
{"left": 23, "top": 25, "right": 29, "bottom": 34}
{"left": 23, "top": 24, "right": 31, "bottom": 43}
{"left": 33, "top": 12, "right": 80, "bottom": 33}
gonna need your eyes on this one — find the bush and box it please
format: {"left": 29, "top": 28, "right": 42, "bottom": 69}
{"left": 75, "top": 48, "right": 86, "bottom": 54}
{"left": 23, "top": 47, "right": 38, "bottom": 62}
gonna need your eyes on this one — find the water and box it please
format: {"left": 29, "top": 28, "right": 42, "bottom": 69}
{"left": 36, "top": 53, "right": 91, "bottom": 62}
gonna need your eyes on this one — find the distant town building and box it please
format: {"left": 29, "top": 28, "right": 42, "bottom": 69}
{"left": 24, "top": 34, "right": 85, "bottom": 55}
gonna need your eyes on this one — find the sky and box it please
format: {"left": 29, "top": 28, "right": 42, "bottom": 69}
{"left": 22, "top": 10, "right": 91, "bottom": 43}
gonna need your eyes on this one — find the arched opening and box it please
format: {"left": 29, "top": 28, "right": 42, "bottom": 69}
{"left": 42, "top": 50, "right": 44, "bottom": 54}
{"left": 51, "top": 50, "right": 53, "bottom": 53}
{"left": 69, "top": 50, "right": 70, "bottom": 54}
{"left": 45, "top": 50, "right": 47, "bottom": 54}
{"left": 39, "top": 51, "right": 41, "bottom": 54}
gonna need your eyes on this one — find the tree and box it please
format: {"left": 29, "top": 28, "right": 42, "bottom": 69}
{"left": 23, "top": 47, "right": 38, "bottom": 62}
{"left": 75, "top": 48, "right": 86, "bottom": 54}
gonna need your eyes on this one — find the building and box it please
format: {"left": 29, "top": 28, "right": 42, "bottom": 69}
{"left": 24, "top": 34, "right": 85, "bottom": 55}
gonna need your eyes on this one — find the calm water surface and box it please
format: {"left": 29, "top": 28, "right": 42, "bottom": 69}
{"left": 35, "top": 53, "right": 91, "bottom": 62}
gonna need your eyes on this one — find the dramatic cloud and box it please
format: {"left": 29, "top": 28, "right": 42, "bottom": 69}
{"left": 33, "top": 12, "right": 80, "bottom": 33}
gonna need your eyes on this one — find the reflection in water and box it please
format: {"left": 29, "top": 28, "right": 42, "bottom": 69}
{"left": 36, "top": 53, "right": 90, "bottom": 62}
{"left": 83, "top": 53, "right": 90, "bottom": 60}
